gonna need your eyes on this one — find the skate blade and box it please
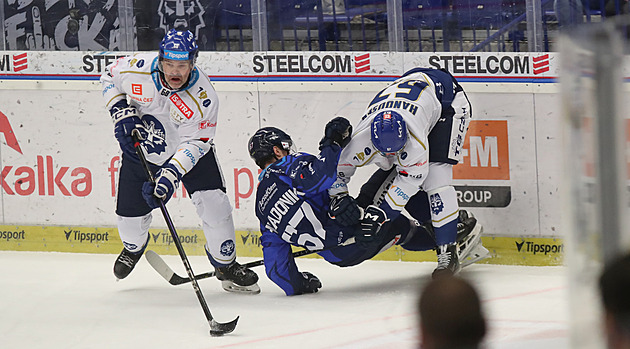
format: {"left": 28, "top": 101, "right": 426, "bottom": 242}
{"left": 221, "top": 280, "right": 261, "bottom": 295}
{"left": 460, "top": 245, "right": 490, "bottom": 268}
{"left": 457, "top": 223, "right": 483, "bottom": 258}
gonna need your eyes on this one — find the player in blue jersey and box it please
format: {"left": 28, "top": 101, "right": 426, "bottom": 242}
{"left": 247, "top": 118, "right": 483, "bottom": 295}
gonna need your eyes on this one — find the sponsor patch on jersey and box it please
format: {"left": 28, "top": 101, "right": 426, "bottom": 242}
{"left": 199, "top": 121, "right": 216, "bottom": 130}
{"left": 258, "top": 182, "right": 278, "bottom": 212}
{"left": 410, "top": 159, "right": 427, "bottom": 167}
{"left": 131, "top": 83, "right": 143, "bottom": 95}
{"left": 169, "top": 93, "right": 194, "bottom": 119}
{"left": 391, "top": 185, "right": 410, "bottom": 201}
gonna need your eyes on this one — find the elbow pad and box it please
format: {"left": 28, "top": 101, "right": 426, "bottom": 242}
{"left": 168, "top": 140, "right": 212, "bottom": 176}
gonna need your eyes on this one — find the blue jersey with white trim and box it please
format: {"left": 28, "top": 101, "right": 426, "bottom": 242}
{"left": 255, "top": 144, "right": 354, "bottom": 295}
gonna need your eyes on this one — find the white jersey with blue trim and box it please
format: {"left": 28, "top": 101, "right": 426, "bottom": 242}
{"left": 330, "top": 71, "right": 444, "bottom": 215}
{"left": 100, "top": 52, "right": 219, "bottom": 167}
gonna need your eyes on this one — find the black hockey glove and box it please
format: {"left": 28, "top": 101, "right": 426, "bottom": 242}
{"left": 355, "top": 205, "right": 389, "bottom": 247}
{"left": 319, "top": 116, "right": 352, "bottom": 150}
{"left": 298, "top": 272, "right": 322, "bottom": 294}
{"left": 141, "top": 163, "right": 182, "bottom": 209}
{"left": 329, "top": 194, "right": 363, "bottom": 226}
{"left": 111, "top": 103, "right": 142, "bottom": 160}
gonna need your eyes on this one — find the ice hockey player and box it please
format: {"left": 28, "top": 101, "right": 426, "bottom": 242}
{"left": 100, "top": 29, "right": 259, "bottom": 294}
{"left": 327, "top": 67, "right": 489, "bottom": 278}
{"left": 247, "top": 119, "right": 485, "bottom": 295}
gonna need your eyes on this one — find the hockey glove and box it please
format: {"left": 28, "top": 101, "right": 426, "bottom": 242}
{"left": 319, "top": 116, "right": 352, "bottom": 150}
{"left": 142, "top": 163, "right": 182, "bottom": 209}
{"left": 329, "top": 194, "right": 363, "bottom": 226}
{"left": 298, "top": 272, "right": 322, "bottom": 294}
{"left": 112, "top": 104, "right": 142, "bottom": 160}
{"left": 355, "top": 205, "right": 389, "bottom": 246}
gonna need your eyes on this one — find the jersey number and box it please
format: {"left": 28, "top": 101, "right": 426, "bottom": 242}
{"left": 281, "top": 202, "right": 326, "bottom": 250}
{"left": 367, "top": 80, "right": 429, "bottom": 108}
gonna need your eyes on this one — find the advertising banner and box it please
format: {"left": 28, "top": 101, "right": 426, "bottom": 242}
{"left": 0, "top": 50, "right": 579, "bottom": 264}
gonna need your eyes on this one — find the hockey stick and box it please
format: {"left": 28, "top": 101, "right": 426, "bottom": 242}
{"left": 146, "top": 237, "right": 356, "bottom": 286}
{"left": 132, "top": 130, "right": 238, "bottom": 337}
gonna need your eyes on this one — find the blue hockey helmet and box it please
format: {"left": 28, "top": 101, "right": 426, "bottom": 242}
{"left": 248, "top": 127, "right": 295, "bottom": 169}
{"left": 159, "top": 29, "right": 199, "bottom": 63}
{"left": 371, "top": 110, "right": 408, "bottom": 155}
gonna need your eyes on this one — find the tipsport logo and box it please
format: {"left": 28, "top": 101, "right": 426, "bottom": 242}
{"left": 240, "top": 232, "right": 262, "bottom": 247}
{"left": 64, "top": 229, "right": 110, "bottom": 243}
{"left": 515, "top": 239, "right": 564, "bottom": 255}
{"left": 151, "top": 232, "right": 199, "bottom": 245}
{"left": 0, "top": 229, "right": 25, "bottom": 241}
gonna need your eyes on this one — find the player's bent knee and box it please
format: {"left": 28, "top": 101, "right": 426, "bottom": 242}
{"left": 116, "top": 213, "right": 152, "bottom": 252}
{"left": 192, "top": 189, "right": 233, "bottom": 224}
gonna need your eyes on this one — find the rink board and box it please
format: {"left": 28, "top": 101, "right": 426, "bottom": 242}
{"left": 0, "top": 50, "right": 614, "bottom": 266}
{"left": 0, "top": 224, "right": 564, "bottom": 266}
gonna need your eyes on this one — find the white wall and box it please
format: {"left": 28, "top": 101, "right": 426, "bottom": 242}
{"left": 0, "top": 51, "right": 565, "bottom": 238}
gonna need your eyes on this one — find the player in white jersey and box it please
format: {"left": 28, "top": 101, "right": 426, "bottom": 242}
{"left": 328, "top": 67, "right": 488, "bottom": 278}
{"left": 100, "top": 29, "right": 259, "bottom": 294}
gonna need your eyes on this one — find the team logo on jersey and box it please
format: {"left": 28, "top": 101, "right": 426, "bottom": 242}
{"left": 138, "top": 114, "right": 167, "bottom": 155}
{"left": 430, "top": 193, "right": 444, "bottom": 215}
{"left": 122, "top": 241, "right": 140, "bottom": 251}
{"left": 220, "top": 239, "right": 235, "bottom": 256}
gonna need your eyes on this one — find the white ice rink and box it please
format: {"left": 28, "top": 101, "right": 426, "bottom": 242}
{"left": 0, "top": 251, "right": 570, "bottom": 349}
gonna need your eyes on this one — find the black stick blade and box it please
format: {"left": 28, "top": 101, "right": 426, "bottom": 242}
{"left": 209, "top": 316, "right": 239, "bottom": 336}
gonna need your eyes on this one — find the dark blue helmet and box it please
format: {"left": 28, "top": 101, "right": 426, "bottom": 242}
{"left": 371, "top": 110, "right": 407, "bottom": 154}
{"left": 159, "top": 29, "right": 198, "bottom": 63}
{"left": 248, "top": 127, "right": 294, "bottom": 168}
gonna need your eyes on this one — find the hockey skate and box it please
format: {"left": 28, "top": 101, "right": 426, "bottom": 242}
{"left": 215, "top": 261, "right": 261, "bottom": 294}
{"left": 113, "top": 247, "right": 145, "bottom": 280}
{"left": 114, "top": 235, "right": 151, "bottom": 280}
{"left": 456, "top": 210, "right": 490, "bottom": 268}
{"left": 432, "top": 243, "right": 461, "bottom": 279}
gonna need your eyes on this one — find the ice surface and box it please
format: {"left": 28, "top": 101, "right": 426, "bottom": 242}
{"left": 0, "top": 251, "right": 569, "bottom": 349}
